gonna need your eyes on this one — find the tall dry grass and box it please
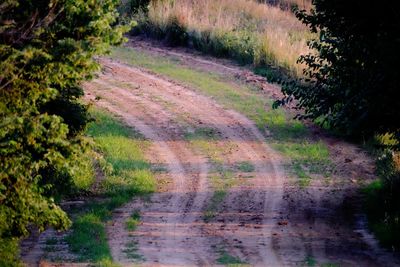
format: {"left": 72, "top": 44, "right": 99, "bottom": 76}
{"left": 144, "top": 0, "right": 313, "bottom": 77}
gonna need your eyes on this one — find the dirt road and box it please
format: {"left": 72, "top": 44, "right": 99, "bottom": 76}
{"left": 85, "top": 57, "right": 286, "bottom": 266}
{"left": 81, "top": 39, "right": 400, "bottom": 266}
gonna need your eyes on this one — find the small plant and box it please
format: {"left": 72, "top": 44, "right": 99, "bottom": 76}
{"left": 203, "top": 190, "right": 227, "bottom": 223}
{"left": 126, "top": 210, "right": 141, "bottom": 231}
{"left": 123, "top": 240, "right": 145, "bottom": 261}
{"left": 304, "top": 255, "right": 316, "bottom": 266}
{"left": 237, "top": 161, "right": 255, "bottom": 172}
{"left": 216, "top": 248, "right": 245, "bottom": 265}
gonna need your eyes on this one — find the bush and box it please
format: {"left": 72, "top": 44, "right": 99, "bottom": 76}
{"left": 0, "top": 0, "right": 128, "bottom": 262}
{"left": 365, "top": 150, "right": 400, "bottom": 251}
{"left": 277, "top": 0, "right": 400, "bottom": 141}
{"left": 164, "top": 16, "right": 188, "bottom": 46}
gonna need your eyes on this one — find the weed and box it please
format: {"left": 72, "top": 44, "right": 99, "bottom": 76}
{"left": 204, "top": 169, "right": 236, "bottom": 222}
{"left": 216, "top": 248, "right": 246, "bottom": 266}
{"left": 184, "top": 127, "right": 227, "bottom": 164}
{"left": 123, "top": 240, "right": 145, "bottom": 261}
{"left": 237, "top": 161, "right": 255, "bottom": 172}
{"left": 203, "top": 190, "right": 227, "bottom": 222}
{"left": 304, "top": 255, "right": 316, "bottom": 266}
{"left": 364, "top": 149, "right": 400, "bottom": 251}
{"left": 292, "top": 162, "right": 311, "bottom": 187}
{"left": 126, "top": 210, "right": 141, "bottom": 231}
{"left": 66, "top": 213, "right": 110, "bottom": 262}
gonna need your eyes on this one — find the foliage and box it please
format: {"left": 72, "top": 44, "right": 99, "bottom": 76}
{"left": 66, "top": 109, "right": 155, "bottom": 262}
{"left": 277, "top": 0, "right": 400, "bottom": 141}
{"left": 365, "top": 150, "right": 400, "bottom": 251}
{"left": 118, "top": 0, "right": 150, "bottom": 25}
{"left": 0, "top": 238, "right": 22, "bottom": 267}
{"left": 0, "top": 0, "right": 127, "bottom": 263}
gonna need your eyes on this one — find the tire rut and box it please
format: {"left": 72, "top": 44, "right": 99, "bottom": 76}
{"left": 84, "top": 58, "right": 286, "bottom": 266}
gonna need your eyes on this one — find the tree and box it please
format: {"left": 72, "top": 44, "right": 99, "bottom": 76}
{"left": 0, "top": 0, "right": 127, "bottom": 263}
{"left": 277, "top": 0, "right": 400, "bottom": 142}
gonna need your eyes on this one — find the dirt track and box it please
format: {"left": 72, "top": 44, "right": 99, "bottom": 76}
{"left": 82, "top": 40, "right": 400, "bottom": 266}
{"left": 85, "top": 58, "right": 285, "bottom": 266}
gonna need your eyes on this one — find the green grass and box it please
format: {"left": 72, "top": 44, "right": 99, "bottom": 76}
{"left": 237, "top": 161, "right": 255, "bottom": 173}
{"left": 216, "top": 248, "right": 247, "bottom": 266}
{"left": 123, "top": 240, "right": 144, "bottom": 261}
{"left": 203, "top": 190, "right": 227, "bottom": 223}
{"left": 110, "top": 46, "right": 331, "bottom": 185}
{"left": 72, "top": 152, "right": 96, "bottom": 190}
{"left": 66, "top": 213, "right": 110, "bottom": 262}
{"left": 126, "top": 210, "right": 141, "bottom": 231}
{"left": 66, "top": 109, "right": 156, "bottom": 263}
{"left": 204, "top": 170, "right": 236, "bottom": 222}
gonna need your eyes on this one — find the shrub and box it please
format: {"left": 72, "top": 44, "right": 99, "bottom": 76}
{"left": 365, "top": 150, "right": 400, "bottom": 250}
{"left": 277, "top": 0, "right": 400, "bottom": 141}
{"left": 0, "top": 0, "right": 128, "bottom": 263}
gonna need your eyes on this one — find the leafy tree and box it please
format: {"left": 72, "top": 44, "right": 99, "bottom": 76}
{"left": 0, "top": 0, "right": 127, "bottom": 263}
{"left": 277, "top": 0, "right": 400, "bottom": 142}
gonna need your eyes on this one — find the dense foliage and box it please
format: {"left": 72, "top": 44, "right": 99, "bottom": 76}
{"left": 118, "top": 0, "right": 150, "bottom": 18}
{"left": 277, "top": 0, "right": 400, "bottom": 250}
{"left": 0, "top": 0, "right": 127, "bottom": 264}
{"left": 278, "top": 0, "right": 400, "bottom": 142}
{"left": 365, "top": 150, "right": 400, "bottom": 251}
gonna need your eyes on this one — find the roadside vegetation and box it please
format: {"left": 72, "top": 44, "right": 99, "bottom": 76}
{"left": 133, "top": 0, "right": 312, "bottom": 78}
{"left": 66, "top": 109, "right": 156, "bottom": 263}
{"left": 0, "top": 1, "right": 128, "bottom": 264}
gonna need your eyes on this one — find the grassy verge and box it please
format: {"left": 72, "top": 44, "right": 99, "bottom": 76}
{"left": 66, "top": 109, "right": 156, "bottom": 263}
{"left": 110, "top": 46, "right": 331, "bottom": 186}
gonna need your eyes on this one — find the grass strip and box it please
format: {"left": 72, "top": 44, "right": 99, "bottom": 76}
{"left": 66, "top": 109, "right": 156, "bottom": 263}
{"left": 110, "top": 46, "right": 332, "bottom": 185}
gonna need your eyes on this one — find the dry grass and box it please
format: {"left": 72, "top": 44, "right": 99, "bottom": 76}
{"left": 146, "top": 0, "right": 313, "bottom": 76}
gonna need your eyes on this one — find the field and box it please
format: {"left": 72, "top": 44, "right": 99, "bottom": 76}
{"left": 135, "top": 0, "right": 313, "bottom": 77}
